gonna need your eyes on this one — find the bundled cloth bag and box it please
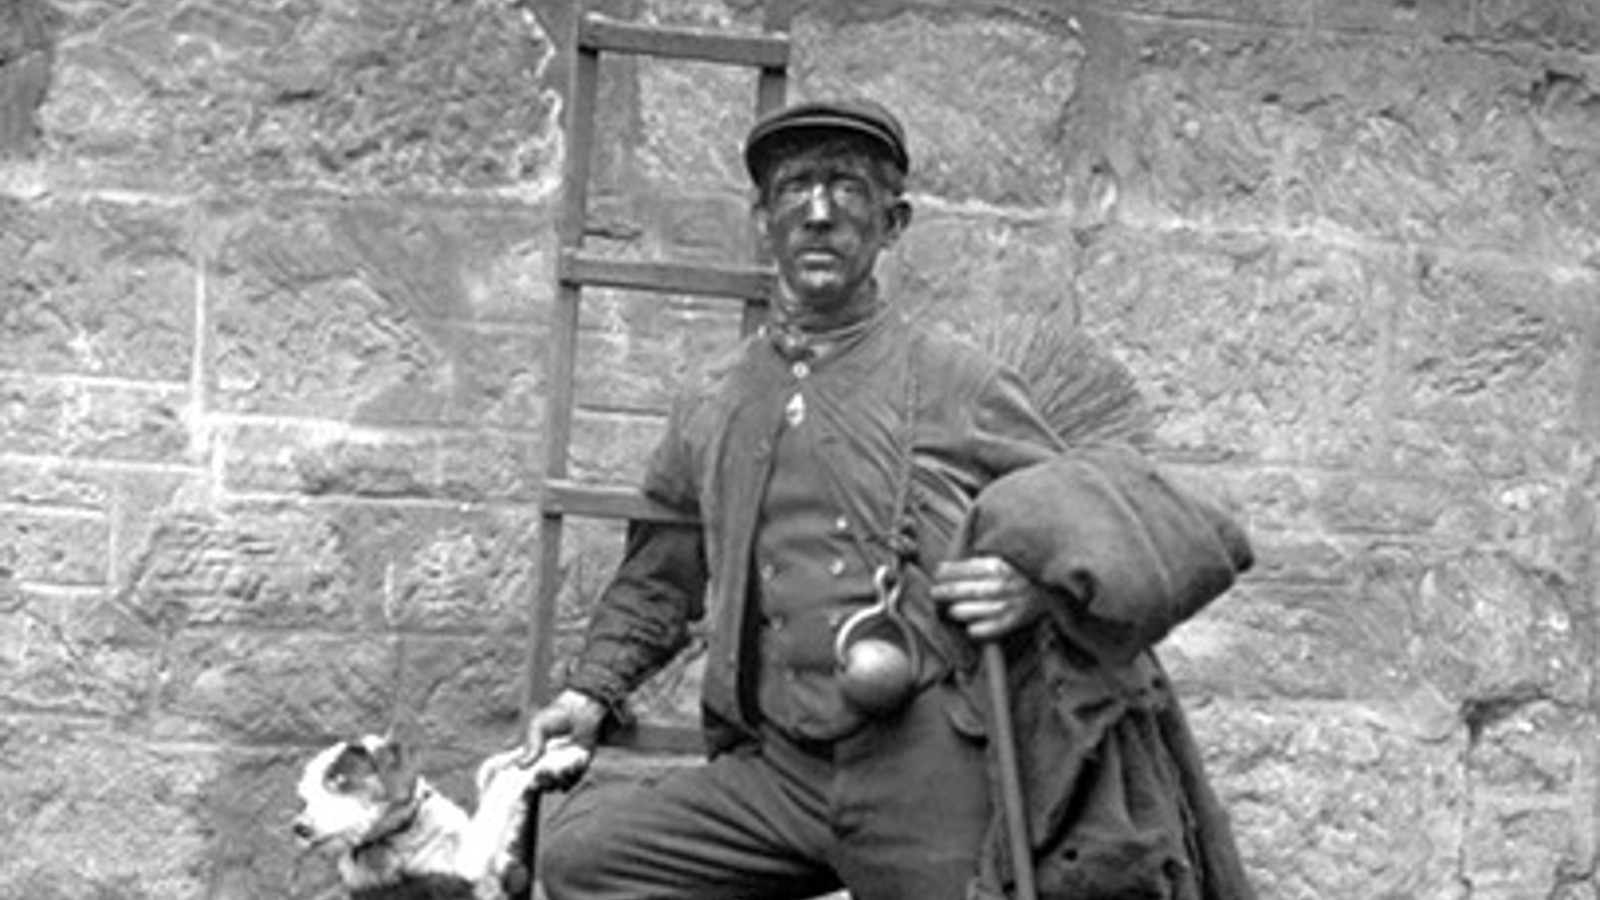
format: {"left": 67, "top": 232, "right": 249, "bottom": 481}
{"left": 949, "top": 444, "right": 1256, "bottom": 900}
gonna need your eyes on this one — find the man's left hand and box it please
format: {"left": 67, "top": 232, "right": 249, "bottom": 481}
{"left": 931, "top": 555, "right": 1047, "bottom": 642}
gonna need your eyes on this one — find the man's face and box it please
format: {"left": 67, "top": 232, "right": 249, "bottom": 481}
{"left": 755, "top": 142, "right": 908, "bottom": 315}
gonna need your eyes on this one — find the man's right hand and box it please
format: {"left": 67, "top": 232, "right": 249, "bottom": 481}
{"left": 486, "top": 689, "right": 607, "bottom": 791}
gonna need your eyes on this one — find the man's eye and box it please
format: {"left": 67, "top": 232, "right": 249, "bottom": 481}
{"left": 830, "top": 180, "right": 869, "bottom": 203}
{"left": 775, "top": 181, "right": 812, "bottom": 203}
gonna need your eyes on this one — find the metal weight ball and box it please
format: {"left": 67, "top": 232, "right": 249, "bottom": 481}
{"left": 838, "top": 635, "right": 916, "bottom": 714}
{"left": 834, "top": 565, "right": 922, "bottom": 715}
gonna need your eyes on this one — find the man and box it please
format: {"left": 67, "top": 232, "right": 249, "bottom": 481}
{"left": 510, "top": 98, "right": 1255, "bottom": 900}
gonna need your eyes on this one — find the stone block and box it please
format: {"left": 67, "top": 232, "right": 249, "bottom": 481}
{"left": 1316, "top": 0, "right": 1475, "bottom": 38}
{"left": 1270, "top": 38, "right": 1572, "bottom": 253}
{"left": 329, "top": 502, "right": 537, "bottom": 634}
{"left": 397, "top": 635, "right": 532, "bottom": 767}
{"left": 795, "top": 8, "right": 1087, "bottom": 207}
{"left": 1392, "top": 255, "right": 1592, "bottom": 479}
{"left": 1540, "top": 163, "right": 1600, "bottom": 273}
{"left": 1077, "top": 231, "right": 1384, "bottom": 466}
{"left": 0, "top": 196, "right": 196, "bottom": 379}
{"left": 574, "top": 327, "right": 695, "bottom": 414}
{"left": 573, "top": 289, "right": 747, "bottom": 410}
{"left": 1236, "top": 530, "right": 1356, "bottom": 585}
{"left": 153, "top": 627, "right": 528, "bottom": 766}
{"left": 38, "top": 0, "right": 563, "bottom": 193}
{"left": 0, "top": 587, "right": 160, "bottom": 717}
{"left": 1167, "top": 579, "right": 1419, "bottom": 702}
{"left": 220, "top": 420, "right": 438, "bottom": 498}
{"left": 653, "top": 189, "right": 758, "bottom": 263}
{"left": 0, "top": 458, "right": 114, "bottom": 509}
{"left": 0, "top": 505, "right": 106, "bottom": 585}
{"left": 122, "top": 504, "right": 363, "bottom": 631}
{"left": 1107, "top": 22, "right": 1293, "bottom": 230}
{"left": 434, "top": 429, "right": 543, "bottom": 503}
{"left": 219, "top": 419, "right": 542, "bottom": 503}
{"left": 0, "top": 459, "right": 199, "bottom": 587}
{"left": 1312, "top": 471, "right": 1491, "bottom": 540}
{"left": 1462, "top": 702, "right": 1600, "bottom": 895}
{"left": 638, "top": 54, "right": 761, "bottom": 194}
{"left": 1175, "top": 540, "right": 1588, "bottom": 713}
{"left": 0, "top": 0, "right": 53, "bottom": 159}
{"left": 0, "top": 373, "right": 193, "bottom": 463}
{"left": 0, "top": 718, "right": 213, "bottom": 898}
{"left": 1084, "top": 0, "right": 1311, "bottom": 27}
{"left": 154, "top": 630, "right": 394, "bottom": 744}
{"left": 1360, "top": 545, "right": 1589, "bottom": 708}
{"left": 1192, "top": 699, "right": 1468, "bottom": 900}
{"left": 209, "top": 200, "right": 550, "bottom": 427}
{"left": 121, "top": 499, "right": 538, "bottom": 635}
{"left": 1478, "top": 0, "right": 1600, "bottom": 52}
{"left": 881, "top": 211, "right": 1082, "bottom": 340}
{"left": 569, "top": 410, "right": 668, "bottom": 485}
{"left": 551, "top": 516, "right": 629, "bottom": 631}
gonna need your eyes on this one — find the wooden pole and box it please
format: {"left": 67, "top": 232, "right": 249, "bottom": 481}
{"left": 983, "top": 642, "right": 1038, "bottom": 900}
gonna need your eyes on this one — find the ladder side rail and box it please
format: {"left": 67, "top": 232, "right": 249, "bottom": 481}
{"left": 526, "top": 10, "right": 603, "bottom": 717}
{"left": 744, "top": 1, "right": 790, "bottom": 334}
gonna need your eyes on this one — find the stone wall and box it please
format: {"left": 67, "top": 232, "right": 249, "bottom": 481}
{"left": 2, "top": 0, "right": 1599, "bottom": 898}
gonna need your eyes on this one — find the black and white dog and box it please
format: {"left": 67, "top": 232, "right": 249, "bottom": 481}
{"left": 292, "top": 734, "right": 588, "bottom": 899}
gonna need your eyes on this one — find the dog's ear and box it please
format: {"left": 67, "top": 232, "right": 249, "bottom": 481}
{"left": 368, "top": 735, "right": 419, "bottom": 801}
{"left": 323, "top": 740, "right": 380, "bottom": 794}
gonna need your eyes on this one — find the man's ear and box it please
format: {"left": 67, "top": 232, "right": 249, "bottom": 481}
{"left": 883, "top": 198, "right": 913, "bottom": 245}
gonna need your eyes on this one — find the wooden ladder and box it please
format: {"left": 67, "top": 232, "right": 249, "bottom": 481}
{"left": 525, "top": 3, "right": 792, "bottom": 759}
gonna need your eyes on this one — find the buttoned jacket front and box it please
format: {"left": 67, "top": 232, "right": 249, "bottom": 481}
{"left": 564, "top": 307, "right": 1063, "bottom": 751}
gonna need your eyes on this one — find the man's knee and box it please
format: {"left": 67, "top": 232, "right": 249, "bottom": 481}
{"left": 535, "top": 784, "right": 615, "bottom": 899}
{"left": 535, "top": 825, "right": 581, "bottom": 898}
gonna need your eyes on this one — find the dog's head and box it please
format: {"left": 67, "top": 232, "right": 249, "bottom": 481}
{"left": 292, "top": 735, "right": 420, "bottom": 853}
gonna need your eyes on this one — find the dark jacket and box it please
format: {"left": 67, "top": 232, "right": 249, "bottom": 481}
{"left": 564, "top": 308, "right": 1063, "bottom": 751}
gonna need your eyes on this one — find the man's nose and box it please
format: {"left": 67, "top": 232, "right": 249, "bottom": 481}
{"left": 802, "top": 183, "right": 835, "bottom": 223}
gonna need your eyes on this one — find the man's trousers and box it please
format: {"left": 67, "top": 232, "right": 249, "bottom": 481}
{"left": 538, "top": 683, "right": 991, "bottom": 900}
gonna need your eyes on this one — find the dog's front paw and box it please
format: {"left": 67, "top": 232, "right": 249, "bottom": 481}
{"left": 526, "top": 738, "right": 592, "bottom": 792}
{"left": 477, "top": 738, "right": 592, "bottom": 800}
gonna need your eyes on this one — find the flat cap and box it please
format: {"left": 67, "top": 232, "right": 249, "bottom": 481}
{"left": 743, "top": 98, "right": 910, "bottom": 184}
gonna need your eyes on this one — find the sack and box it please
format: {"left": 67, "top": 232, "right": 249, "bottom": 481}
{"left": 975, "top": 628, "right": 1201, "bottom": 900}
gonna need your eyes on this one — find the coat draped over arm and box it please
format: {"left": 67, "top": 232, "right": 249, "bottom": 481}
{"left": 951, "top": 444, "right": 1256, "bottom": 900}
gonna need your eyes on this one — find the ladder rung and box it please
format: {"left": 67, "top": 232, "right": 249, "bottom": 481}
{"left": 543, "top": 479, "right": 700, "bottom": 524}
{"left": 580, "top": 15, "right": 789, "bottom": 68}
{"left": 561, "top": 250, "right": 774, "bottom": 301}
